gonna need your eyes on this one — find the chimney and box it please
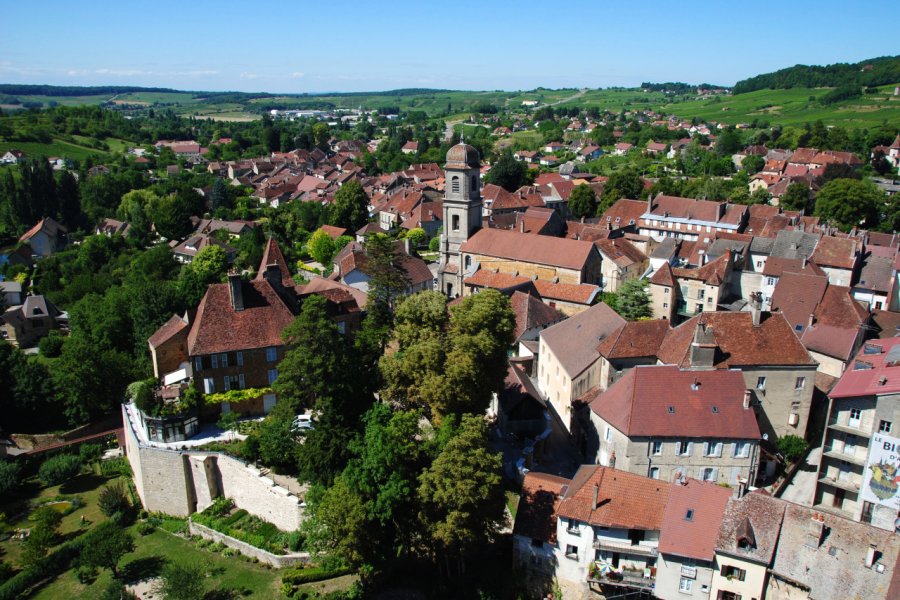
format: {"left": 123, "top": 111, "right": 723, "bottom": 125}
{"left": 735, "top": 478, "right": 747, "bottom": 498}
{"left": 228, "top": 272, "right": 244, "bottom": 312}
{"left": 866, "top": 543, "right": 878, "bottom": 568}
{"left": 749, "top": 291, "right": 762, "bottom": 327}
{"left": 520, "top": 219, "right": 525, "bottom": 233}
{"left": 592, "top": 484, "right": 600, "bottom": 510}
{"left": 805, "top": 512, "right": 825, "bottom": 549}
{"left": 743, "top": 389, "right": 752, "bottom": 409}
{"left": 808, "top": 313, "right": 815, "bottom": 328}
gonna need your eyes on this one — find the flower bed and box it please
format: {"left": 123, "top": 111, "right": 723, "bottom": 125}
{"left": 191, "top": 497, "right": 288, "bottom": 555}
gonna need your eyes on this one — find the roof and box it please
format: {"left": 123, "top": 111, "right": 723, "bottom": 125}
{"left": 255, "top": 238, "right": 292, "bottom": 284}
{"left": 318, "top": 225, "right": 348, "bottom": 240}
{"left": 21, "top": 295, "right": 60, "bottom": 320}
{"left": 659, "top": 479, "right": 732, "bottom": 561}
{"left": 715, "top": 491, "right": 785, "bottom": 564}
{"left": 645, "top": 195, "right": 722, "bottom": 223}
{"left": 557, "top": 466, "right": 670, "bottom": 530}
{"left": 461, "top": 228, "right": 598, "bottom": 272}
{"left": 297, "top": 276, "right": 368, "bottom": 310}
{"left": 445, "top": 143, "right": 480, "bottom": 169}
{"left": 187, "top": 279, "right": 295, "bottom": 355}
{"left": 871, "top": 309, "right": 900, "bottom": 339}
{"left": 657, "top": 311, "right": 816, "bottom": 368}
{"left": 769, "top": 502, "right": 900, "bottom": 600}
{"left": 18, "top": 217, "right": 66, "bottom": 243}
{"left": 509, "top": 290, "right": 565, "bottom": 341}
{"left": 596, "top": 320, "right": 671, "bottom": 360}
{"left": 768, "top": 230, "right": 822, "bottom": 260}
{"left": 810, "top": 236, "right": 860, "bottom": 270}
{"left": 856, "top": 254, "right": 894, "bottom": 293}
{"left": 148, "top": 314, "right": 189, "bottom": 349}
{"left": 829, "top": 336, "right": 900, "bottom": 398}
{"left": 513, "top": 472, "right": 570, "bottom": 543}
{"left": 770, "top": 273, "right": 829, "bottom": 331}
{"left": 587, "top": 366, "right": 760, "bottom": 439}
{"left": 540, "top": 302, "right": 626, "bottom": 378}
{"left": 598, "top": 199, "right": 647, "bottom": 228}
{"left": 595, "top": 238, "right": 647, "bottom": 268}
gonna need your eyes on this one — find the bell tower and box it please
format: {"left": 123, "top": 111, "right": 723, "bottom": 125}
{"left": 439, "top": 142, "right": 482, "bottom": 297}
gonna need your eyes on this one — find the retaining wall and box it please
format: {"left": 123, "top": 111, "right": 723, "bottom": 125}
{"left": 188, "top": 519, "right": 309, "bottom": 568}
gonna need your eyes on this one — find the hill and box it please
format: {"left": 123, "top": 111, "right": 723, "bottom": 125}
{"left": 733, "top": 55, "right": 900, "bottom": 94}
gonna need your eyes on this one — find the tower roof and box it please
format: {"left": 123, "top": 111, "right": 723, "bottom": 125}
{"left": 445, "top": 142, "right": 480, "bottom": 169}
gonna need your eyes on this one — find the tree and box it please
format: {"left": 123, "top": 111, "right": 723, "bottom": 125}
{"left": 777, "top": 435, "right": 809, "bottom": 462}
{"left": 307, "top": 229, "right": 336, "bottom": 265}
{"left": 79, "top": 521, "right": 134, "bottom": 578}
{"left": 151, "top": 193, "right": 194, "bottom": 241}
{"left": 255, "top": 415, "right": 298, "bottom": 474}
{"left": 209, "top": 177, "right": 230, "bottom": 211}
{"left": 780, "top": 181, "right": 812, "bottom": 212}
{"left": 814, "top": 178, "right": 882, "bottom": 231}
{"left": 191, "top": 245, "right": 229, "bottom": 283}
{"left": 38, "top": 453, "right": 82, "bottom": 486}
{"left": 484, "top": 149, "right": 527, "bottom": 192}
{"left": 602, "top": 168, "right": 644, "bottom": 209}
{"left": 406, "top": 227, "right": 427, "bottom": 249}
{"left": 38, "top": 330, "right": 65, "bottom": 357}
{"left": 417, "top": 415, "right": 504, "bottom": 578}
{"left": 98, "top": 482, "right": 131, "bottom": 520}
{"left": 155, "top": 561, "right": 208, "bottom": 600}
{"left": 329, "top": 180, "right": 369, "bottom": 231}
{"left": 22, "top": 506, "right": 62, "bottom": 565}
{"left": 614, "top": 278, "right": 652, "bottom": 320}
{"left": 301, "top": 476, "right": 368, "bottom": 567}
{"left": 741, "top": 154, "right": 765, "bottom": 175}
{"left": 568, "top": 183, "right": 598, "bottom": 219}
{"left": 715, "top": 128, "right": 742, "bottom": 156}
{"left": 0, "top": 460, "right": 22, "bottom": 497}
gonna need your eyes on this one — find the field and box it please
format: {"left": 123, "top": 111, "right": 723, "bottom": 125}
{"left": 0, "top": 138, "right": 114, "bottom": 161}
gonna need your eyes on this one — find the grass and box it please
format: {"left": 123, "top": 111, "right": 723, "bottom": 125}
{"left": 0, "top": 139, "right": 111, "bottom": 161}
{"left": 505, "top": 491, "right": 519, "bottom": 519}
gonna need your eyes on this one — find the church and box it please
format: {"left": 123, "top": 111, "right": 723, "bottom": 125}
{"left": 438, "top": 143, "right": 602, "bottom": 298}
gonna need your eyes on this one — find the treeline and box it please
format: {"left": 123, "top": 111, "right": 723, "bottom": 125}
{"left": 733, "top": 55, "right": 900, "bottom": 94}
{"left": 0, "top": 84, "right": 182, "bottom": 97}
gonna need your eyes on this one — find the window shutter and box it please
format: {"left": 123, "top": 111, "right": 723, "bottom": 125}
{"left": 720, "top": 565, "right": 727, "bottom": 576}
{"left": 712, "top": 468, "right": 718, "bottom": 481}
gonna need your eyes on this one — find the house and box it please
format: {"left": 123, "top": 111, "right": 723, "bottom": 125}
{"left": 512, "top": 471, "right": 570, "bottom": 580}
{"left": 193, "top": 218, "right": 256, "bottom": 239}
{"left": 536, "top": 302, "right": 626, "bottom": 433}
{"left": 655, "top": 479, "right": 733, "bottom": 600}
{"left": 497, "top": 360, "right": 552, "bottom": 440}
{"left": 1, "top": 150, "right": 24, "bottom": 164}
{"left": 656, "top": 307, "right": 818, "bottom": 443}
{"left": 18, "top": 217, "right": 67, "bottom": 258}
{"left": 578, "top": 145, "right": 602, "bottom": 162}
{"left": 594, "top": 238, "right": 648, "bottom": 293}
{"left": 852, "top": 252, "right": 895, "bottom": 311}
{"left": 648, "top": 252, "right": 735, "bottom": 322}
{"left": 400, "top": 141, "right": 419, "bottom": 155}
{"left": 810, "top": 236, "right": 863, "bottom": 287}
{"left": 0, "top": 295, "right": 66, "bottom": 348}
{"left": 508, "top": 290, "right": 566, "bottom": 347}
{"left": 544, "top": 142, "right": 565, "bottom": 154}
{"left": 645, "top": 141, "right": 668, "bottom": 156}
{"left": 171, "top": 233, "right": 236, "bottom": 264}
{"left": 613, "top": 142, "right": 633, "bottom": 156}
{"left": 812, "top": 337, "right": 900, "bottom": 529}
{"left": 595, "top": 319, "right": 671, "bottom": 389}
{"left": 584, "top": 366, "right": 761, "bottom": 485}
{"left": 0, "top": 281, "right": 25, "bottom": 307}
{"left": 334, "top": 242, "right": 433, "bottom": 297}
{"left": 96, "top": 218, "right": 131, "bottom": 237}
{"left": 710, "top": 491, "right": 785, "bottom": 600}
{"left": 637, "top": 195, "right": 748, "bottom": 242}
{"left": 462, "top": 268, "right": 600, "bottom": 316}
{"left": 554, "top": 466, "right": 670, "bottom": 592}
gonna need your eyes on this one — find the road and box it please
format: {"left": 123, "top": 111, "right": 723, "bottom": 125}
{"left": 443, "top": 88, "right": 589, "bottom": 142}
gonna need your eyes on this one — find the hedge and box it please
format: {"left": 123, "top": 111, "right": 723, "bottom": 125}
{"left": 282, "top": 565, "right": 352, "bottom": 586}
{"left": 0, "top": 537, "right": 84, "bottom": 600}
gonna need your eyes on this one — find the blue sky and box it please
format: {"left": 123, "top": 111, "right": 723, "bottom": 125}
{"left": 1, "top": 1, "right": 897, "bottom": 93}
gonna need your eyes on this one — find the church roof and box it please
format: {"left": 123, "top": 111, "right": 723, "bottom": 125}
{"left": 445, "top": 143, "right": 480, "bottom": 169}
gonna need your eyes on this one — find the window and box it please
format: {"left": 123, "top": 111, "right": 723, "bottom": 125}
{"left": 211, "top": 354, "right": 218, "bottom": 369}
{"left": 705, "top": 441, "right": 723, "bottom": 457}
{"left": 650, "top": 467, "right": 660, "bottom": 479}
{"left": 471, "top": 175, "right": 478, "bottom": 192}
{"left": 733, "top": 442, "right": 750, "bottom": 458}
{"left": 236, "top": 351, "right": 243, "bottom": 367}
{"left": 565, "top": 544, "right": 578, "bottom": 560}
{"left": 220, "top": 353, "right": 228, "bottom": 368}
{"left": 679, "top": 577, "right": 693, "bottom": 593}
{"left": 677, "top": 441, "right": 691, "bottom": 456}
{"left": 337, "top": 321, "right": 347, "bottom": 334}
{"left": 767, "top": 277, "right": 776, "bottom": 286}
{"left": 685, "top": 509, "right": 694, "bottom": 521}
{"left": 194, "top": 356, "right": 203, "bottom": 372}
{"left": 266, "top": 347, "right": 277, "bottom": 362}
{"left": 651, "top": 440, "right": 662, "bottom": 456}
{"left": 756, "top": 261, "right": 762, "bottom": 268}
{"left": 267, "top": 368, "right": 278, "bottom": 385}
{"left": 880, "top": 420, "right": 893, "bottom": 434}
{"left": 452, "top": 214, "right": 460, "bottom": 231}
{"left": 795, "top": 377, "right": 806, "bottom": 390}
{"left": 203, "top": 377, "right": 215, "bottom": 394}
{"left": 702, "top": 467, "right": 717, "bottom": 482}
{"left": 224, "top": 374, "right": 243, "bottom": 391}
{"left": 756, "top": 376, "right": 766, "bottom": 390}
{"left": 464, "top": 255, "right": 472, "bottom": 269}
{"left": 664, "top": 288, "right": 670, "bottom": 294}
{"left": 605, "top": 426, "right": 612, "bottom": 442}
{"left": 451, "top": 176, "right": 460, "bottom": 193}
{"left": 698, "top": 289, "right": 705, "bottom": 299}
{"left": 720, "top": 565, "right": 746, "bottom": 581}
{"left": 663, "top": 303, "right": 669, "bottom": 308}
{"left": 795, "top": 324, "right": 804, "bottom": 332}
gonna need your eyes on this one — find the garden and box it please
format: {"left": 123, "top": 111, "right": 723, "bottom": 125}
{"left": 191, "top": 497, "right": 302, "bottom": 555}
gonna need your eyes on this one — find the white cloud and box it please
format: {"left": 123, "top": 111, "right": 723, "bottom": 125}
{"left": 290, "top": 71, "right": 304, "bottom": 78}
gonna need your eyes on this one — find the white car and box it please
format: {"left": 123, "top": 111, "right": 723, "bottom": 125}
{"left": 292, "top": 414, "right": 314, "bottom": 432}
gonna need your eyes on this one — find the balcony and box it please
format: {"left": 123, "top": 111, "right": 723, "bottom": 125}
{"left": 822, "top": 446, "right": 867, "bottom": 467}
{"left": 588, "top": 566, "right": 655, "bottom": 592}
{"left": 817, "top": 476, "right": 860, "bottom": 493}
{"left": 827, "top": 420, "right": 869, "bottom": 437}
{"left": 681, "top": 565, "right": 697, "bottom": 579}
{"left": 593, "top": 538, "right": 658, "bottom": 558}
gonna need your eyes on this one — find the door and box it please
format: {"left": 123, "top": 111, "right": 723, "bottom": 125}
{"left": 848, "top": 408, "right": 861, "bottom": 429}
{"left": 838, "top": 461, "right": 851, "bottom": 482}
{"left": 833, "top": 488, "right": 845, "bottom": 509}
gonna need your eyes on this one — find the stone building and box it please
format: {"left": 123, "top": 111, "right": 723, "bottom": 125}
{"left": 648, "top": 251, "right": 735, "bottom": 323}
{"left": 583, "top": 366, "right": 761, "bottom": 486}
{"left": 438, "top": 142, "right": 483, "bottom": 297}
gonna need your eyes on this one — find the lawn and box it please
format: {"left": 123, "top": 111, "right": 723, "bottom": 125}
{"left": 0, "top": 139, "right": 111, "bottom": 162}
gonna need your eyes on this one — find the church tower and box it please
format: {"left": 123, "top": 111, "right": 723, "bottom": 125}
{"left": 438, "top": 142, "right": 482, "bottom": 297}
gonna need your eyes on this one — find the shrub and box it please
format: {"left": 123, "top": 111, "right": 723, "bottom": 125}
{"left": 0, "top": 461, "right": 22, "bottom": 497}
{"left": 78, "top": 443, "right": 103, "bottom": 464}
{"left": 38, "top": 331, "right": 64, "bottom": 357}
{"left": 38, "top": 454, "right": 82, "bottom": 487}
{"left": 100, "top": 457, "right": 132, "bottom": 477}
{"left": 282, "top": 565, "right": 353, "bottom": 586}
{"left": 98, "top": 482, "right": 130, "bottom": 519}
{"left": 428, "top": 236, "right": 440, "bottom": 252}
{"left": 137, "top": 521, "right": 155, "bottom": 536}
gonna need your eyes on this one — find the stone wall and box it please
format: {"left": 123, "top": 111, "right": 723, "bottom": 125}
{"left": 188, "top": 520, "right": 309, "bottom": 568}
{"left": 123, "top": 405, "right": 304, "bottom": 532}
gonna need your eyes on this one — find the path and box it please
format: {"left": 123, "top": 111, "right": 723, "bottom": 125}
{"left": 779, "top": 446, "right": 822, "bottom": 506}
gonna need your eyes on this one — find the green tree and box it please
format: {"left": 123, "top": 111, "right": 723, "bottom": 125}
{"left": 191, "top": 245, "right": 229, "bottom": 283}
{"left": 715, "top": 128, "right": 742, "bottom": 156}
{"left": 307, "top": 229, "right": 336, "bottom": 265}
{"left": 777, "top": 435, "right": 809, "bottom": 462}
{"left": 209, "top": 177, "right": 230, "bottom": 211}
{"left": 22, "top": 506, "right": 63, "bottom": 566}
{"left": 484, "top": 149, "right": 527, "bottom": 192}
{"left": 601, "top": 168, "right": 644, "bottom": 210}
{"left": 38, "top": 453, "right": 82, "bottom": 486}
{"left": 151, "top": 193, "right": 194, "bottom": 240}
{"left": 301, "top": 476, "right": 368, "bottom": 567}
{"left": 329, "top": 180, "right": 369, "bottom": 231}
{"left": 568, "top": 183, "right": 598, "bottom": 219}
{"left": 814, "top": 178, "right": 882, "bottom": 231}
{"left": 255, "top": 415, "right": 298, "bottom": 474}
{"left": 780, "top": 181, "right": 812, "bottom": 212}
{"left": 417, "top": 415, "right": 504, "bottom": 578}
{"left": 79, "top": 521, "right": 134, "bottom": 578}
{"left": 0, "top": 460, "right": 22, "bottom": 497}
{"left": 614, "top": 278, "right": 651, "bottom": 320}
{"left": 155, "top": 561, "right": 208, "bottom": 600}
{"left": 98, "top": 482, "right": 131, "bottom": 520}
{"left": 741, "top": 154, "right": 765, "bottom": 175}
{"left": 406, "top": 227, "right": 427, "bottom": 249}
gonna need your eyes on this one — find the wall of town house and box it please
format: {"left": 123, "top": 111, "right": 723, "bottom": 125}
{"left": 743, "top": 366, "right": 816, "bottom": 442}
{"left": 538, "top": 337, "right": 602, "bottom": 434}
{"left": 587, "top": 412, "right": 757, "bottom": 485}
{"left": 191, "top": 346, "right": 283, "bottom": 396}
{"left": 808, "top": 350, "right": 847, "bottom": 379}
{"left": 151, "top": 329, "right": 189, "bottom": 379}
{"left": 710, "top": 554, "right": 768, "bottom": 600}
{"left": 650, "top": 283, "right": 676, "bottom": 321}
{"left": 656, "top": 554, "right": 714, "bottom": 600}
{"left": 461, "top": 252, "right": 600, "bottom": 286}
{"left": 553, "top": 517, "right": 660, "bottom": 586}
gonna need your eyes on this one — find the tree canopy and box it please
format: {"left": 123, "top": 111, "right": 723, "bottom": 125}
{"left": 814, "top": 178, "right": 883, "bottom": 232}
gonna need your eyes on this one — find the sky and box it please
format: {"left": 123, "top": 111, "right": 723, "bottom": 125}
{"left": 1, "top": 1, "right": 898, "bottom": 94}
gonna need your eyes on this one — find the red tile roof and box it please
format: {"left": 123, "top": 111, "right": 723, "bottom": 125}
{"left": 318, "top": 225, "right": 348, "bottom": 240}
{"left": 595, "top": 238, "right": 648, "bottom": 267}
{"left": 148, "top": 314, "right": 189, "bottom": 349}
{"left": 596, "top": 320, "right": 671, "bottom": 360}
{"left": 509, "top": 291, "right": 565, "bottom": 341}
{"left": 598, "top": 199, "right": 647, "bottom": 228}
{"left": 587, "top": 366, "right": 760, "bottom": 439}
{"left": 513, "top": 472, "right": 570, "bottom": 543}
{"left": 256, "top": 238, "right": 292, "bottom": 284}
{"left": 810, "top": 236, "right": 861, "bottom": 270}
{"left": 659, "top": 479, "right": 732, "bottom": 561}
{"left": 187, "top": 279, "right": 295, "bottom": 355}
{"left": 557, "top": 466, "right": 670, "bottom": 530}
{"left": 461, "top": 228, "right": 598, "bottom": 272}
{"left": 716, "top": 491, "right": 785, "bottom": 564}
{"left": 830, "top": 337, "right": 900, "bottom": 398}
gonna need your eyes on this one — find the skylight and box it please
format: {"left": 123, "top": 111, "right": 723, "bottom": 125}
{"left": 668, "top": 406, "right": 675, "bottom": 414}
{"left": 685, "top": 509, "right": 694, "bottom": 521}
